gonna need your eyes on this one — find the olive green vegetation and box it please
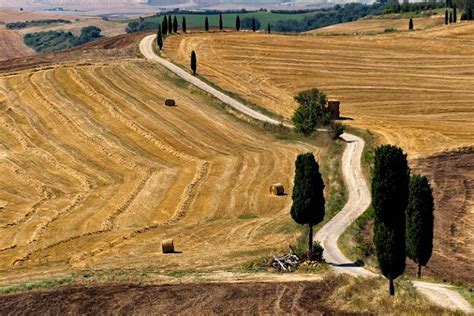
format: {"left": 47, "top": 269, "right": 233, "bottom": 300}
{"left": 372, "top": 145, "right": 410, "bottom": 296}
{"left": 291, "top": 88, "right": 332, "bottom": 136}
{"left": 24, "top": 26, "right": 102, "bottom": 53}
{"left": 291, "top": 153, "right": 326, "bottom": 256}
{"left": 406, "top": 175, "right": 434, "bottom": 279}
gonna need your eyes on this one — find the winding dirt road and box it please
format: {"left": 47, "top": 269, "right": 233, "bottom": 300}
{"left": 140, "top": 35, "right": 473, "bottom": 314}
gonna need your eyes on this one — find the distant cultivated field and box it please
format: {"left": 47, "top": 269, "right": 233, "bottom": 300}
{"left": 0, "top": 28, "right": 34, "bottom": 61}
{"left": 138, "top": 11, "right": 315, "bottom": 29}
{"left": 0, "top": 47, "right": 340, "bottom": 285}
{"left": 165, "top": 22, "right": 474, "bottom": 157}
{"left": 310, "top": 16, "right": 444, "bottom": 35}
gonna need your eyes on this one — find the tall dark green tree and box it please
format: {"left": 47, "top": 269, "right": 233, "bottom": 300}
{"left": 173, "top": 16, "right": 178, "bottom": 33}
{"left": 191, "top": 50, "right": 197, "bottom": 75}
{"left": 406, "top": 175, "right": 434, "bottom": 278}
{"left": 291, "top": 153, "right": 325, "bottom": 256}
{"left": 168, "top": 14, "right": 172, "bottom": 33}
{"left": 182, "top": 16, "right": 187, "bottom": 33}
{"left": 409, "top": 18, "right": 414, "bottom": 30}
{"left": 372, "top": 145, "right": 410, "bottom": 296}
{"left": 445, "top": 9, "right": 449, "bottom": 24}
{"left": 470, "top": 8, "right": 473, "bottom": 20}
{"left": 236, "top": 15, "right": 241, "bottom": 31}
{"left": 453, "top": 3, "right": 457, "bottom": 22}
{"left": 162, "top": 15, "right": 168, "bottom": 35}
{"left": 450, "top": 11, "right": 453, "bottom": 23}
{"left": 219, "top": 14, "right": 223, "bottom": 31}
{"left": 267, "top": 23, "right": 271, "bottom": 34}
{"left": 157, "top": 25, "right": 163, "bottom": 50}
{"left": 205, "top": 17, "right": 209, "bottom": 31}
{"left": 252, "top": 18, "right": 256, "bottom": 32}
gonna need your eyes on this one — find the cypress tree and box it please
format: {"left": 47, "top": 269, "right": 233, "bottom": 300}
{"left": 372, "top": 145, "right": 409, "bottom": 296}
{"left": 236, "top": 15, "right": 241, "bottom": 31}
{"left": 173, "top": 16, "right": 178, "bottom": 33}
{"left": 219, "top": 14, "right": 223, "bottom": 31}
{"left": 168, "top": 14, "right": 172, "bottom": 33}
{"left": 406, "top": 175, "right": 434, "bottom": 278}
{"left": 252, "top": 18, "right": 256, "bottom": 32}
{"left": 453, "top": 3, "right": 457, "bottom": 23}
{"left": 182, "top": 16, "right": 187, "bottom": 33}
{"left": 205, "top": 16, "right": 209, "bottom": 31}
{"left": 191, "top": 50, "right": 197, "bottom": 75}
{"left": 469, "top": 8, "right": 473, "bottom": 20}
{"left": 291, "top": 153, "right": 325, "bottom": 257}
{"left": 449, "top": 11, "right": 453, "bottom": 23}
{"left": 268, "top": 23, "right": 271, "bottom": 34}
{"left": 157, "top": 25, "right": 163, "bottom": 50}
{"left": 445, "top": 9, "right": 449, "bottom": 24}
{"left": 162, "top": 15, "right": 168, "bottom": 35}
{"left": 409, "top": 18, "right": 414, "bottom": 30}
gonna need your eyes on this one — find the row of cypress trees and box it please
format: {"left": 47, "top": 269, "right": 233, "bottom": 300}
{"left": 372, "top": 145, "right": 434, "bottom": 295}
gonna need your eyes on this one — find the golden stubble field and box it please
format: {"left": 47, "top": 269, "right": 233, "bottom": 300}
{"left": 165, "top": 22, "right": 474, "bottom": 158}
{"left": 0, "top": 53, "right": 337, "bottom": 285}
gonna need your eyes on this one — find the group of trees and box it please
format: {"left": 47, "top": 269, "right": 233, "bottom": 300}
{"left": 446, "top": 0, "right": 474, "bottom": 23}
{"left": 161, "top": 15, "right": 183, "bottom": 35}
{"left": 273, "top": 3, "right": 384, "bottom": 33}
{"left": 291, "top": 88, "right": 342, "bottom": 138}
{"left": 372, "top": 145, "right": 434, "bottom": 295}
{"left": 24, "top": 26, "right": 102, "bottom": 53}
{"left": 6, "top": 19, "right": 71, "bottom": 30}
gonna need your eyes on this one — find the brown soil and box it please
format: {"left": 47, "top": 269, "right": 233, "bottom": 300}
{"left": 408, "top": 148, "right": 474, "bottom": 285}
{"left": 0, "top": 281, "right": 352, "bottom": 315}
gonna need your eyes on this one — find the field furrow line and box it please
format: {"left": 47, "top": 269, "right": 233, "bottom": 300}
{"left": 0, "top": 160, "right": 51, "bottom": 230}
{"left": 70, "top": 67, "right": 204, "bottom": 165}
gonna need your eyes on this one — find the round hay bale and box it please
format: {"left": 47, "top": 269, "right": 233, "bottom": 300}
{"left": 165, "top": 99, "right": 176, "bottom": 107}
{"left": 162, "top": 239, "right": 174, "bottom": 254}
{"left": 270, "top": 183, "right": 285, "bottom": 196}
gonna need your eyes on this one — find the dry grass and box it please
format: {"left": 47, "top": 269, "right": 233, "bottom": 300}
{"left": 0, "top": 49, "right": 346, "bottom": 286}
{"left": 310, "top": 16, "right": 444, "bottom": 35}
{"left": 0, "top": 28, "right": 35, "bottom": 61}
{"left": 328, "top": 274, "right": 460, "bottom": 315}
{"left": 164, "top": 22, "right": 474, "bottom": 157}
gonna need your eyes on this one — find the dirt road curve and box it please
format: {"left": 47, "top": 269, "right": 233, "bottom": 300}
{"left": 140, "top": 35, "right": 287, "bottom": 126}
{"left": 140, "top": 35, "right": 473, "bottom": 314}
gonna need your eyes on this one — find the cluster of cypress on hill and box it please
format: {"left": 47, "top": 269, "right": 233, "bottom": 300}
{"left": 372, "top": 145, "right": 434, "bottom": 295}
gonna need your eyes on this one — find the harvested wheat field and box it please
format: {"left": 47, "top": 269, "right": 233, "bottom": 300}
{"left": 0, "top": 40, "right": 338, "bottom": 285}
{"left": 0, "top": 28, "right": 34, "bottom": 61}
{"left": 310, "top": 16, "right": 444, "bottom": 35}
{"left": 165, "top": 23, "right": 474, "bottom": 157}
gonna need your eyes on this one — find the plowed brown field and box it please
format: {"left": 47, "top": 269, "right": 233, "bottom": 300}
{"left": 165, "top": 23, "right": 474, "bottom": 157}
{"left": 0, "top": 55, "right": 330, "bottom": 285}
